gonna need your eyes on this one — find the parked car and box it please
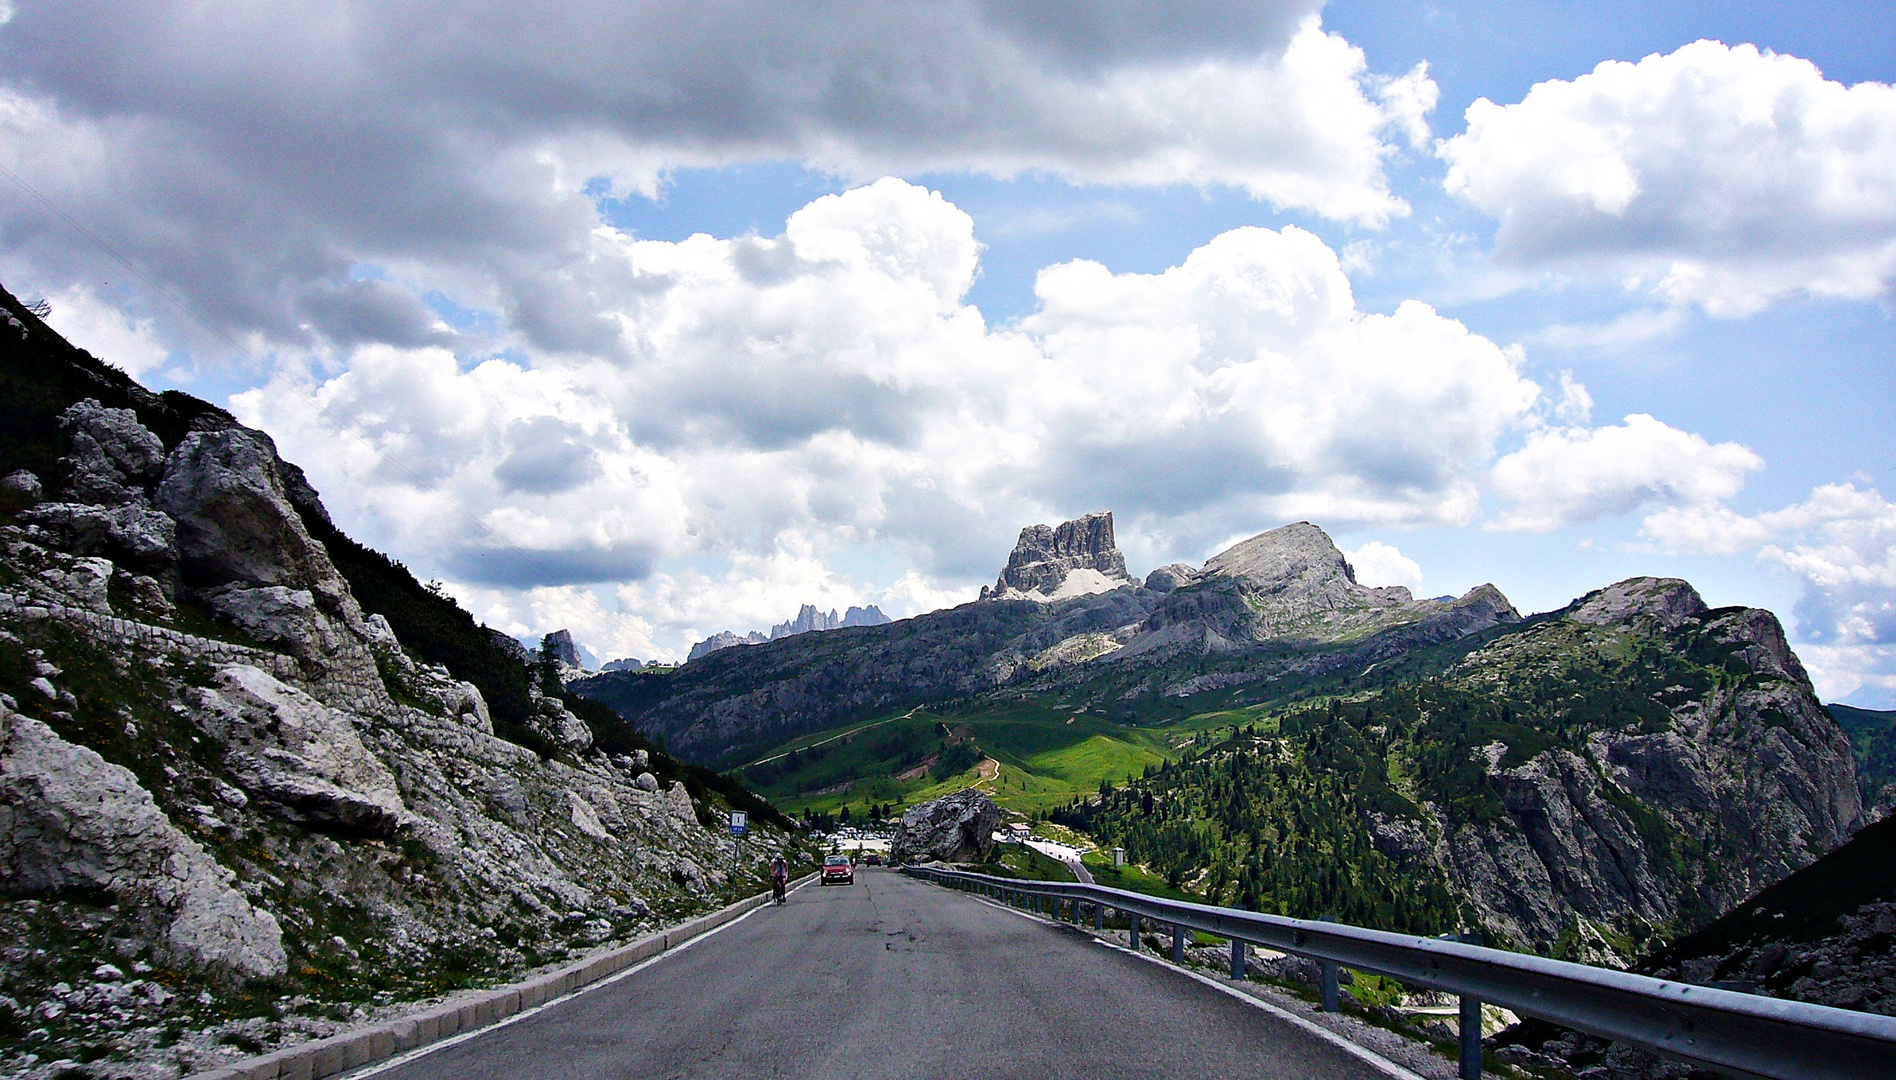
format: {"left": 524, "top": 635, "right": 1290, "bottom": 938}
{"left": 863, "top": 852, "right": 883, "bottom": 866}
{"left": 822, "top": 854, "right": 855, "bottom": 885}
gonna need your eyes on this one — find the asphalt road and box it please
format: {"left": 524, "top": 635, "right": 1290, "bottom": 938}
{"left": 366, "top": 868, "right": 1399, "bottom": 1080}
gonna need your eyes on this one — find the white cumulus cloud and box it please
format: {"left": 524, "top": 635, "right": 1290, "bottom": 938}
{"left": 1487, "top": 413, "right": 1763, "bottom": 532}
{"left": 1343, "top": 541, "right": 1422, "bottom": 589}
{"left": 1440, "top": 40, "right": 1896, "bottom": 315}
{"left": 233, "top": 180, "right": 1568, "bottom": 658}
{"left": 1643, "top": 484, "right": 1896, "bottom": 705}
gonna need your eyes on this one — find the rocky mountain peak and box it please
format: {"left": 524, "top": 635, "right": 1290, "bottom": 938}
{"left": 1127, "top": 522, "right": 1518, "bottom": 653}
{"left": 1566, "top": 576, "right": 1708, "bottom": 631}
{"left": 685, "top": 602, "right": 892, "bottom": 663}
{"left": 1201, "top": 521, "right": 1356, "bottom": 595}
{"left": 981, "top": 510, "right": 1132, "bottom": 602}
{"left": 542, "top": 628, "right": 582, "bottom": 668}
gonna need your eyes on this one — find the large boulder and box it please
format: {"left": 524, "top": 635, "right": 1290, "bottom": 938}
{"left": 891, "top": 788, "right": 1001, "bottom": 864}
{"left": 57, "top": 398, "right": 167, "bottom": 504}
{"left": 190, "top": 664, "right": 411, "bottom": 837}
{"left": 154, "top": 427, "right": 356, "bottom": 618}
{"left": 0, "top": 706, "right": 286, "bottom": 979}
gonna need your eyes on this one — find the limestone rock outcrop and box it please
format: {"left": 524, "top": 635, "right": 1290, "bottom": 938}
{"left": 891, "top": 789, "right": 1001, "bottom": 864}
{"left": 687, "top": 629, "right": 769, "bottom": 661}
{"left": 1142, "top": 563, "right": 1199, "bottom": 593}
{"left": 191, "top": 664, "right": 412, "bottom": 837}
{"left": 687, "top": 603, "right": 893, "bottom": 663}
{"left": 543, "top": 628, "right": 582, "bottom": 668}
{"left": 57, "top": 399, "right": 167, "bottom": 504}
{"left": 842, "top": 605, "right": 891, "bottom": 627}
{"left": 155, "top": 426, "right": 358, "bottom": 624}
{"left": 1121, "top": 523, "right": 1518, "bottom": 662}
{"left": 0, "top": 705, "right": 287, "bottom": 979}
{"left": 981, "top": 511, "right": 1132, "bottom": 602}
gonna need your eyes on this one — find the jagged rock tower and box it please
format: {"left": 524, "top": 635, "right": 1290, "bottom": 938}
{"left": 981, "top": 511, "right": 1132, "bottom": 601}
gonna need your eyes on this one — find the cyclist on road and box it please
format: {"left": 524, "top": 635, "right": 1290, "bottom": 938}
{"left": 770, "top": 854, "right": 789, "bottom": 904}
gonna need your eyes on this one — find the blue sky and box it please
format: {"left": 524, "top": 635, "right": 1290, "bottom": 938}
{"left": 3, "top": 1, "right": 1893, "bottom": 703}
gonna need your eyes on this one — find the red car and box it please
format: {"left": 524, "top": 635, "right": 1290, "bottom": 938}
{"left": 821, "top": 854, "right": 855, "bottom": 885}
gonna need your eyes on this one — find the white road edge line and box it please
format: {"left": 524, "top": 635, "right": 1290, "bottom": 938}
{"left": 344, "top": 878, "right": 817, "bottom": 1079}
{"left": 964, "top": 891, "right": 1428, "bottom": 1080}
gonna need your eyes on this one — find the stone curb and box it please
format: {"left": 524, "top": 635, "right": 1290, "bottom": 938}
{"left": 186, "top": 874, "right": 816, "bottom": 1080}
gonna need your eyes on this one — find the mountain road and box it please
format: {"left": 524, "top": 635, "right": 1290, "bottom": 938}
{"left": 361, "top": 868, "right": 1408, "bottom": 1080}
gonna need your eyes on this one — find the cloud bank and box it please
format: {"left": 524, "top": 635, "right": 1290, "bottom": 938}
{"left": 226, "top": 179, "right": 1742, "bottom": 661}
{"left": 0, "top": 2, "right": 1434, "bottom": 364}
{"left": 1441, "top": 40, "right": 1896, "bottom": 315}
{"left": 1645, "top": 485, "right": 1896, "bottom": 705}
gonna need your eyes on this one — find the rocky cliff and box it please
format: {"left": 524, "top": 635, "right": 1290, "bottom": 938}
{"left": 980, "top": 511, "right": 1132, "bottom": 601}
{"left": 1059, "top": 574, "right": 1862, "bottom": 964}
{"left": 1416, "top": 578, "right": 1859, "bottom": 952}
{"left": 0, "top": 288, "right": 807, "bottom": 1077}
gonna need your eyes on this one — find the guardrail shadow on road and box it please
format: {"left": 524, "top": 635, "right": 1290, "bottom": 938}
{"left": 905, "top": 865, "right": 1896, "bottom": 1080}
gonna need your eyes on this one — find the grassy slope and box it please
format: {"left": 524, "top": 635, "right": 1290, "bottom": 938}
{"left": 733, "top": 702, "right": 1173, "bottom": 818}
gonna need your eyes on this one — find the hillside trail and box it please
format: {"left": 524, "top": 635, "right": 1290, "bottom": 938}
{"left": 742, "top": 706, "right": 922, "bottom": 768}
{"left": 970, "top": 756, "right": 1001, "bottom": 793}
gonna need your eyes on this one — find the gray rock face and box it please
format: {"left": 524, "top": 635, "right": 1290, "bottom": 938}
{"left": 58, "top": 399, "right": 167, "bottom": 504}
{"left": 529, "top": 696, "right": 595, "bottom": 752}
{"left": 0, "top": 705, "right": 286, "bottom": 978}
{"left": 1142, "top": 563, "right": 1199, "bottom": 593}
{"left": 688, "top": 603, "right": 893, "bottom": 663}
{"left": 1131, "top": 522, "right": 1517, "bottom": 652}
{"left": 841, "top": 605, "right": 891, "bottom": 627}
{"left": 982, "top": 511, "right": 1131, "bottom": 601}
{"left": 890, "top": 789, "right": 1001, "bottom": 864}
{"left": 1567, "top": 576, "right": 1708, "bottom": 632}
{"left": 155, "top": 427, "right": 354, "bottom": 616}
{"left": 192, "top": 664, "right": 411, "bottom": 837}
{"left": 772, "top": 604, "right": 840, "bottom": 639}
{"left": 20, "top": 500, "right": 178, "bottom": 577}
{"left": 687, "top": 629, "right": 769, "bottom": 661}
{"left": 1, "top": 469, "right": 42, "bottom": 498}
{"left": 542, "top": 629, "right": 582, "bottom": 668}
{"left": 601, "top": 657, "right": 645, "bottom": 672}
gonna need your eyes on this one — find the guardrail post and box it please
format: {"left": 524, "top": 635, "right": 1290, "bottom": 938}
{"left": 1317, "top": 916, "right": 1340, "bottom": 1013}
{"left": 1093, "top": 904, "right": 1103, "bottom": 932}
{"left": 1172, "top": 922, "right": 1185, "bottom": 963}
{"left": 1128, "top": 913, "right": 1141, "bottom": 952}
{"left": 1458, "top": 931, "right": 1484, "bottom": 1080}
{"left": 1230, "top": 938, "right": 1246, "bottom": 980}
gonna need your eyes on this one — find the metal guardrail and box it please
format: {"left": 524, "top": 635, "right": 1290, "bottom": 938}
{"left": 905, "top": 864, "right": 1896, "bottom": 1080}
